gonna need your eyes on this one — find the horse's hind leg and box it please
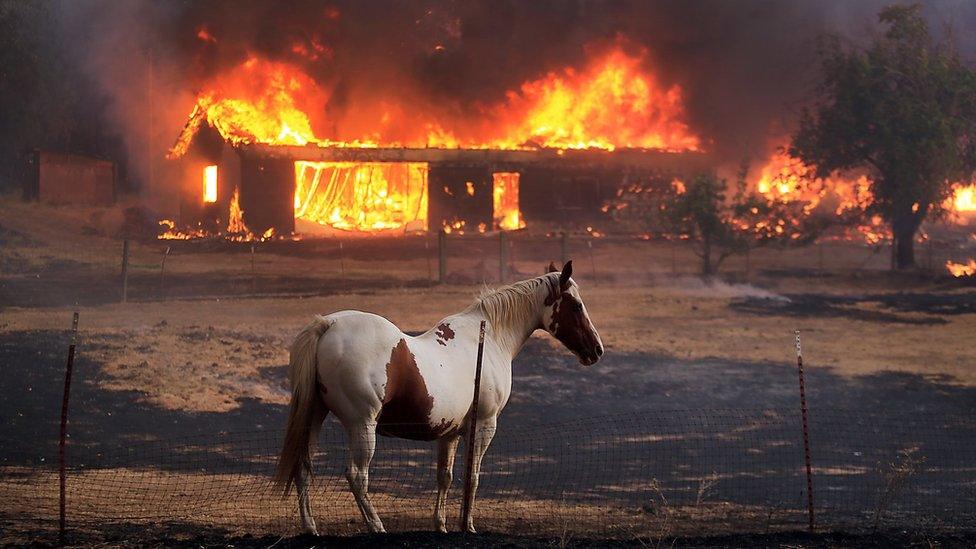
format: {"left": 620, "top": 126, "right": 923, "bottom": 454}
{"left": 296, "top": 405, "right": 328, "bottom": 534}
{"left": 345, "top": 423, "right": 385, "bottom": 533}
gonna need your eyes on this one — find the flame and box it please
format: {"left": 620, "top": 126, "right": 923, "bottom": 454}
{"left": 492, "top": 172, "right": 524, "bottom": 230}
{"left": 158, "top": 219, "right": 207, "bottom": 240}
{"left": 294, "top": 161, "right": 428, "bottom": 232}
{"left": 173, "top": 46, "right": 699, "bottom": 156}
{"left": 203, "top": 165, "right": 218, "bottom": 203}
{"left": 946, "top": 259, "right": 976, "bottom": 277}
{"left": 951, "top": 185, "right": 976, "bottom": 212}
{"left": 491, "top": 48, "right": 699, "bottom": 151}
{"left": 170, "top": 45, "right": 701, "bottom": 234}
{"left": 227, "top": 187, "right": 248, "bottom": 235}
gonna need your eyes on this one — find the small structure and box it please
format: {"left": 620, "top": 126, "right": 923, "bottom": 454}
{"left": 24, "top": 151, "right": 116, "bottom": 206}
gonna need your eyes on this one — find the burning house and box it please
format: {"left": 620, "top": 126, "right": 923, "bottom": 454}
{"left": 165, "top": 50, "right": 712, "bottom": 239}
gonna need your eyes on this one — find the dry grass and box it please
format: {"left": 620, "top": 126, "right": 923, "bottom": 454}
{"left": 3, "top": 195, "right": 976, "bottom": 413}
{"left": 0, "top": 465, "right": 803, "bottom": 543}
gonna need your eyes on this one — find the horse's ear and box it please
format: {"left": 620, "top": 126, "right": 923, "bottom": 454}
{"left": 559, "top": 260, "right": 573, "bottom": 289}
{"left": 547, "top": 262, "right": 559, "bottom": 273}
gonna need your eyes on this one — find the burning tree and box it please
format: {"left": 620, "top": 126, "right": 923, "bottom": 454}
{"left": 790, "top": 5, "right": 976, "bottom": 269}
{"left": 609, "top": 165, "right": 819, "bottom": 276}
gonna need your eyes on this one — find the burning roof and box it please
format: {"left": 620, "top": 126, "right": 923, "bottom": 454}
{"left": 169, "top": 47, "right": 702, "bottom": 158}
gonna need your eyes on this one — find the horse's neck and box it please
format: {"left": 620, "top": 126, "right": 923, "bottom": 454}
{"left": 479, "top": 280, "right": 548, "bottom": 362}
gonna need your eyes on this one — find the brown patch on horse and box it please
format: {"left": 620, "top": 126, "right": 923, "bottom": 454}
{"left": 434, "top": 322, "right": 455, "bottom": 346}
{"left": 377, "top": 339, "right": 455, "bottom": 440}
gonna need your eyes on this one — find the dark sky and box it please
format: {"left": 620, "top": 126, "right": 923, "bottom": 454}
{"left": 49, "top": 0, "right": 976, "bottom": 187}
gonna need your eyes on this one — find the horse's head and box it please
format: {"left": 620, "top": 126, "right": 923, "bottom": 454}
{"left": 542, "top": 260, "right": 604, "bottom": 366}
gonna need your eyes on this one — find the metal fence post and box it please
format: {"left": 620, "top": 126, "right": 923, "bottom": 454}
{"left": 795, "top": 330, "right": 815, "bottom": 532}
{"left": 59, "top": 312, "right": 79, "bottom": 545}
{"left": 120, "top": 239, "right": 130, "bottom": 303}
{"left": 460, "top": 320, "right": 487, "bottom": 530}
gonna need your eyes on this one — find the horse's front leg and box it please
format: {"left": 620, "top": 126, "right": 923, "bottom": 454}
{"left": 345, "top": 423, "right": 385, "bottom": 533}
{"left": 463, "top": 416, "right": 497, "bottom": 534}
{"left": 433, "top": 433, "right": 461, "bottom": 532}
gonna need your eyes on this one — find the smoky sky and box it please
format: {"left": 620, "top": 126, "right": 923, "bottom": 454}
{"left": 55, "top": 0, "right": 976, "bottom": 188}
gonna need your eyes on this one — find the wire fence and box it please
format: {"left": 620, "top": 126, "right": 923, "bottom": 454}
{"left": 2, "top": 408, "right": 974, "bottom": 543}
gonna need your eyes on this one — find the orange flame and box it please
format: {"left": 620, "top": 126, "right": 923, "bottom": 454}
{"left": 491, "top": 48, "right": 699, "bottom": 151}
{"left": 171, "top": 46, "right": 701, "bottom": 234}
{"left": 492, "top": 172, "right": 524, "bottom": 230}
{"left": 946, "top": 259, "right": 976, "bottom": 277}
{"left": 294, "top": 161, "right": 428, "bottom": 232}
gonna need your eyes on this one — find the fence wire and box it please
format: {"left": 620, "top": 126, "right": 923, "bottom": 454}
{"left": 2, "top": 408, "right": 974, "bottom": 543}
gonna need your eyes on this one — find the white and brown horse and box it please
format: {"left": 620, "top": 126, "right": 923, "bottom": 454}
{"left": 273, "top": 261, "right": 603, "bottom": 534}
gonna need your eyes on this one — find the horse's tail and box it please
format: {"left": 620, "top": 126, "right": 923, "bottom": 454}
{"left": 274, "top": 315, "right": 331, "bottom": 495}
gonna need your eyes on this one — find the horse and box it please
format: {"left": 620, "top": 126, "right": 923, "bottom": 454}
{"left": 273, "top": 260, "right": 603, "bottom": 534}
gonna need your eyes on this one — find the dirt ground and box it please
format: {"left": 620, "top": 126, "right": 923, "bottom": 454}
{"left": 2, "top": 196, "right": 976, "bottom": 545}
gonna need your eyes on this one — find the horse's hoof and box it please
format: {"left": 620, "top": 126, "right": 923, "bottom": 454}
{"left": 436, "top": 523, "right": 447, "bottom": 534}
{"left": 465, "top": 524, "right": 477, "bottom": 534}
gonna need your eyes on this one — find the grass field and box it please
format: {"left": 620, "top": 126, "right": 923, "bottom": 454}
{"left": 2, "top": 195, "right": 976, "bottom": 544}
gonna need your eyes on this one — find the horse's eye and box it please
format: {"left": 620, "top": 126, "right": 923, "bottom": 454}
{"left": 573, "top": 303, "right": 583, "bottom": 313}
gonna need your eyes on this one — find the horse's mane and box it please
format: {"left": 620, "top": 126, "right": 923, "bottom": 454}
{"left": 470, "top": 273, "right": 556, "bottom": 330}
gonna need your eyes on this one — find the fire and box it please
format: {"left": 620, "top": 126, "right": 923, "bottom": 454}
{"left": 173, "top": 46, "right": 699, "bottom": 155}
{"left": 951, "top": 185, "right": 976, "bottom": 212}
{"left": 158, "top": 219, "right": 207, "bottom": 240}
{"left": 203, "top": 165, "right": 218, "bottom": 203}
{"left": 170, "top": 58, "right": 325, "bottom": 157}
{"left": 169, "top": 44, "right": 700, "bottom": 235}
{"left": 227, "top": 187, "right": 247, "bottom": 235}
{"left": 492, "top": 172, "right": 524, "bottom": 230}
{"left": 294, "top": 162, "right": 428, "bottom": 232}
{"left": 491, "top": 48, "right": 700, "bottom": 151}
{"left": 946, "top": 259, "right": 976, "bottom": 277}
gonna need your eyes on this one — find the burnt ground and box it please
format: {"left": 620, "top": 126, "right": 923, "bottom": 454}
{"left": 3, "top": 314, "right": 976, "bottom": 545}
{"left": 29, "top": 529, "right": 976, "bottom": 548}
{"left": 4, "top": 326, "right": 976, "bottom": 465}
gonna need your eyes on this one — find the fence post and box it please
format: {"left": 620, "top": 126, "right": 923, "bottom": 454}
{"left": 560, "top": 232, "right": 569, "bottom": 266}
{"left": 795, "top": 330, "right": 815, "bottom": 532}
{"left": 120, "top": 239, "right": 130, "bottom": 303}
{"left": 499, "top": 231, "right": 509, "bottom": 283}
{"left": 425, "top": 237, "right": 433, "bottom": 281}
{"left": 338, "top": 240, "right": 345, "bottom": 277}
{"left": 59, "top": 311, "right": 79, "bottom": 545}
{"left": 460, "top": 320, "right": 487, "bottom": 531}
{"left": 158, "top": 246, "right": 170, "bottom": 299}
{"left": 250, "top": 244, "right": 256, "bottom": 294}
{"left": 438, "top": 230, "right": 447, "bottom": 283}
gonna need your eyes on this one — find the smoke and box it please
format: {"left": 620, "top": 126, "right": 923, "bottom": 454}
{"left": 652, "top": 275, "right": 790, "bottom": 302}
{"left": 53, "top": 0, "right": 976, "bottom": 206}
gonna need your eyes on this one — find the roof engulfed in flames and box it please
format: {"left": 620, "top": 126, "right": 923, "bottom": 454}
{"left": 169, "top": 47, "right": 700, "bottom": 157}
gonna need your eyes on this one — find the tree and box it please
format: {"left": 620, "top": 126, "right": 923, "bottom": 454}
{"left": 790, "top": 4, "right": 976, "bottom": 269}
{"left": 607, "top": 165, "right": 817, "bottom": 276}
{"left": 665, "top": 169, "right": 816, "bottom": 276}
